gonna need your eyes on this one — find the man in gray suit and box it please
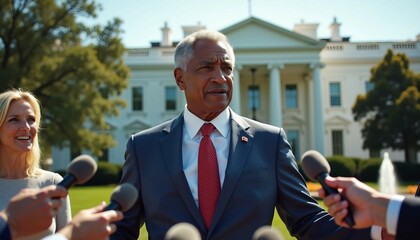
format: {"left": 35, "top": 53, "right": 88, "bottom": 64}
{"left": 112, "top": 30, "right": 371, "bottom": 240}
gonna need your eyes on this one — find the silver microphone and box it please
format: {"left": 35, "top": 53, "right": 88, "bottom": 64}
{"left": 165, "top": 222, "right": 201, "bottom": 240}
{"left": 253, "top": 226, "right": 284, "bottom": 240}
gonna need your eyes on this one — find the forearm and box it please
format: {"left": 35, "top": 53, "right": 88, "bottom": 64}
{"left": 370, "top": 192, "right": 391, "bottom": 228}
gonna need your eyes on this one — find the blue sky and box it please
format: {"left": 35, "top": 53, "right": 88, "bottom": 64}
{"left": 87, "top": 0, "right": 420, "bottom": 47}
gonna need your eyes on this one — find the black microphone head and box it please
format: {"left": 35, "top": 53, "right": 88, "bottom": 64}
{"left": 110, "top": 183, "right": 138, "bottom": 212}
{"left": 300, "top": 150, "right": 330, "bottom": 181}
{"left": 165, "top": 222, "right": 201, "bottom": 240}
{"left": 67, "top": 154, "right": 97, "bottom": 184}
{"left": 253, "top": 226, "right": 284, "bottom": 240}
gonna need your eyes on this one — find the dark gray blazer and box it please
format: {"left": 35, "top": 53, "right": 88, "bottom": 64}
{"left": 111, "top": 109, "right": 370, "bottom": 240}
{"left": 396, "top": 197, "right": 420, "bottom": 239}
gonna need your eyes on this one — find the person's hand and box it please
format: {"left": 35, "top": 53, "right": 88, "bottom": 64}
{"left": 317, "top": 176, "right": 389, "bottom": 228}
{"left": 381, "top": 228, "right": 396, "bottom": 240}
{"left": 58, "top": 202, "right": 123, "bottom": 240}
{"left": 0, "top": 185, "right": 67, "bottom": 238}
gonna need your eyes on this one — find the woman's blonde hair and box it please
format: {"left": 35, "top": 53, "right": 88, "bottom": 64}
{"left": 0, "top": 89, "right": 42, "bottom": 176}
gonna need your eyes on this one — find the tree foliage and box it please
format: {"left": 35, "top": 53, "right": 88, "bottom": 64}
{"left": 352, "top": 49, "right": 420, "bottom": 163}
{"left": 0, "top": 0, "right": 130, "bottom": 156}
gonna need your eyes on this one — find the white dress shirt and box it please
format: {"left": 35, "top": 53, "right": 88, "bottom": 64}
{"left": 182, "top": 106, "right": 231, "bottom": 207}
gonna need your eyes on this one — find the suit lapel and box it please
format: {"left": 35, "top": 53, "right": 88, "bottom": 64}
{"left": 159, "top": 113, "right": 205, "bottom": 229}
{"left": 210, "top": 110, "right": 253, "bottom": 231}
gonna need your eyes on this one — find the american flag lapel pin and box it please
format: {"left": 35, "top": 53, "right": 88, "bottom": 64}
{"left": 241, "top": 136, "right": 248, "bottom": 143}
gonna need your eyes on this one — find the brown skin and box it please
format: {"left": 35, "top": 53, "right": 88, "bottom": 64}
{"left": 174, "top": 39, "right": 234, "bottom": 121}
{"left": 58, "top": 203, "right": 123, "bottom": 240}
{"left": 0, "top": 185, "right": 67, "bottom": 239}
{"left": 319, "top": 177, "right": 395, "bottom": 239}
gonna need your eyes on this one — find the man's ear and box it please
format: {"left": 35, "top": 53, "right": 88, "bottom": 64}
{"left": 174, "top": 68, "right": 186, "bottom": 90}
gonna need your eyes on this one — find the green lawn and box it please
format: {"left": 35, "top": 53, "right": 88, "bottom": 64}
{"left": 67, "top": 185, "right": 330, "bottom": 240}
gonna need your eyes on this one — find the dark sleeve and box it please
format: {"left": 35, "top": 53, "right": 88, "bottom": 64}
{"left": 111, "top": 137, "right": 144, "bottom": 240}
{"left": 0, "top": 217, "right": 11, "bottom": 240}
{"left": 396, "top": 197, "right": 420, "bottom": 239}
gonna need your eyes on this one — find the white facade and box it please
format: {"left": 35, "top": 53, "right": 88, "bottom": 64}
{"left": 51, "top": 17, "right": 420, "bottom": 170}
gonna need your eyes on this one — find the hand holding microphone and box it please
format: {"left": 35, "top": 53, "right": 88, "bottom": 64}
{"left": 300, "top": 150, "right": 355, "bottom": 227}
{"left": 56, "top": 184, "right": 138, "bottom": 240}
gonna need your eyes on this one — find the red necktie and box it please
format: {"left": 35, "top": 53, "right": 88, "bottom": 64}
{"left": 198, "top": 123, "right": 221, "bottom": 229}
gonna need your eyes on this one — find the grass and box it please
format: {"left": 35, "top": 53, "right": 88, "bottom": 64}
{"left": 69, "top": 185, "right": 323, "bottom": 240}
{"left": 69, "top": 184, "right": 380, "bottom": 240}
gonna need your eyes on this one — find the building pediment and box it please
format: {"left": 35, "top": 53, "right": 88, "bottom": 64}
{"left": 325, "top": 115, "right": 352, "bottom": 126}
{"left": 123, "top": 119, "right": 150, "bottom": 131}
{"left": 221, "top": 17, "right": 325, "bottom": 50}
{"left": 283, "top": 114, "right": 305, "bottom": 126}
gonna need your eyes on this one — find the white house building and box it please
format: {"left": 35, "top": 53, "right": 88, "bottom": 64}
{"left": 51, "top": 17, "right": 420, "bottom": 170}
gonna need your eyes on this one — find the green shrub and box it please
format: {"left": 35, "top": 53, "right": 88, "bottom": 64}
{"left": 83, "top": 162, "right": 120, "bottom": 186}
{"left": 357, "top": 158, "right": 382, "bottom": 182}
{"left": 393, "top": 162, "right": 420, "bottom": 182}
{"left": 326, "top": 156, "right": 357, "bottom": 177}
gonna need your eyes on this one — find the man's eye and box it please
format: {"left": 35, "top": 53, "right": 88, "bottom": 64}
{"left": 198, "top": 66, "right": 212, "bottom": 71}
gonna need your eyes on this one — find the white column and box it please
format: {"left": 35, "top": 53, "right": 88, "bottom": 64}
{"left": 303, "top": 74, "right": 314, "bottom": 152}
{"left": 310, "top": 63, "right": 325, "bottom": 154}
{"left": 268, "top": 64, "right": 284, "bottom": 127}
{"left": 231, "top": 64, "right": 242, "bottom": 114}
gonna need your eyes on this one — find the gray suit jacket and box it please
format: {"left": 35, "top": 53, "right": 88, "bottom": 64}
{"left": 112, "top": 109, "right": 370, "bottom": 240}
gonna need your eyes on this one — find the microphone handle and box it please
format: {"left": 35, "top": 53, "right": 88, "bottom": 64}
{"left": 57, "top": 174, "right": 77, "bottom": 189}
{"left": 316, "top": 172, "right": 355, "bottom": 227}
{"left": 103, "top": 201, "right": 121, "bottom": 211}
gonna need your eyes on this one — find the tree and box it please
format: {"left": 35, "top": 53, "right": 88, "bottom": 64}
{"left": 0, "top": 0, "right": 130, "bottom": 157}
{"left": 352, "top": 49, "right": 420, "bottom": 163}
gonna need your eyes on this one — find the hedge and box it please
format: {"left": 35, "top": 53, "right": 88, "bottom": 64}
{"left": 55, "top": 156, "right": 419, "bottom": 185}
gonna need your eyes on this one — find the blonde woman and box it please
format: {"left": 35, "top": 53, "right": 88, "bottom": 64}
{"left": 0, "top": 89, "right": 71, "bottom": 240}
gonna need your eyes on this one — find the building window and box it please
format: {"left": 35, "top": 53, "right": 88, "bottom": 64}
{"left": 285, "top": 84, "right": 298, "bottom": 109}
{"left": 329, "top": 82, "right": 341, "bottom": 107}
{"left": 332, "top": 130, "right": 344, "bottom": 155}
{"left": 248, "top": 85, "right": 260, "bottom": 110}
{"left": 287, "top": 130, "right": 300, "bottom": 159}
{"left": 369, "top": 149, "right": 380, "bottom": 158}
{"left": 132, "top": 86, "right": 143, "bottom": 111}
{"left": 165, "top": 86, "right": 177, "bottom": 110}
{"left": 365, "top": 81, "right": 374, "bottom": 93}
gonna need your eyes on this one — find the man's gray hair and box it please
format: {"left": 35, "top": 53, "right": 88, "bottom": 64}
{"left": 174, "top": 30, "right": 235, "bottom": 71}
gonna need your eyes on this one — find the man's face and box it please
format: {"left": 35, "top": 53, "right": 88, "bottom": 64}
{"left": 174, "top": 39, "right": 234, "bottom": 121}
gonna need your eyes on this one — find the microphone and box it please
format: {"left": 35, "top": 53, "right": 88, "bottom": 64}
{"left": 58, "top": 154, "right": 97, "bottom": 189}
{"left": 300, "top": 150, "right": 355, "bottom": 227}
{"left": 164, "top": 222, "right": 201, "bottom": 240}
{"left": 252, "top": 226, "right": 284, "bottom": 240}
{"left": 103, "top": 183, "right": 138, "bottom": 212}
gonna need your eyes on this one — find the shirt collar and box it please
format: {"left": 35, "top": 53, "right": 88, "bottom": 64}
{"left": 183, "top": 105, "right": 230, "bottom": 139}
